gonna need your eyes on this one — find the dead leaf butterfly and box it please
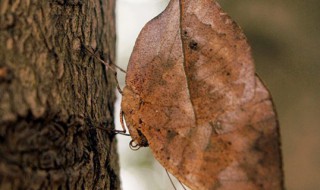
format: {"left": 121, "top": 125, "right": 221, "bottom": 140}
{"left": 89, "top": 0, "right": 284, "bottom": 189}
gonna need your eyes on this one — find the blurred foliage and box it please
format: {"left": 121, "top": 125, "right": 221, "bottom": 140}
{"left": 117, "top": 1, "right": 320, "bottom": 190}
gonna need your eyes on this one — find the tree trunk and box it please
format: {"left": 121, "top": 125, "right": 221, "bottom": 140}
{"left": 0, "top": 0, "right": 120, "bottom": 189}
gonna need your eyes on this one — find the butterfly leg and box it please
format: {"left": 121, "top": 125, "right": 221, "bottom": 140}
{"left": 84, "top": 46, "right": 125, "bottom": 95}
{"left": 94, "top": 109, "right": 130, "bottom": 136}
{"left": 113, "top": 109, "right": 129, "bottom": 135}
{"left": 84, "top": 46, "right": 129, "bottom": 136}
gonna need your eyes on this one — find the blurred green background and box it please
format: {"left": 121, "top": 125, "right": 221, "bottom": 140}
{"left": 115, "top": 0, "right": 320, "bottom": 189}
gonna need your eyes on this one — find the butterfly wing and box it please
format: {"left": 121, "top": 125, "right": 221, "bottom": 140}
{"left": 122, "top": 0, "right": 283, "bottom": 189}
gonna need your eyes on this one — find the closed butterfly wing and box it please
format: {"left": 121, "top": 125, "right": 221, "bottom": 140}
{"left": 121, "top": 0, "right": 283, "bottom": 189}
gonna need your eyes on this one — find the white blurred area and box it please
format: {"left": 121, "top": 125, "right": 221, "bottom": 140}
{"left": 115, "top": 0, "right": 188, "bottom": 190}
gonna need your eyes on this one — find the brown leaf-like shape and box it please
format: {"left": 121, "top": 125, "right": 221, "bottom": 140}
{"left": 121, "top": 0, "right": 284, "bottom": 189}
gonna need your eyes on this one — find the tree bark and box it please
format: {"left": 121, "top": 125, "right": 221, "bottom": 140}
{"left": 0, "top": 0, "right": 120, "bottom": 189}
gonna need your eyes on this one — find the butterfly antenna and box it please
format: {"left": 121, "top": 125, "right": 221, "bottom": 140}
{"left": 165, "top": 169, "right": 177, "bottom": 190}
{"left": 178, "top": 180, "right": 187, "bottom": 190}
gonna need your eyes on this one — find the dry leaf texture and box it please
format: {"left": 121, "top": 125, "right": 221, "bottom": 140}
{"left": 121, "top": 0, "right": 283, "bottom": 189}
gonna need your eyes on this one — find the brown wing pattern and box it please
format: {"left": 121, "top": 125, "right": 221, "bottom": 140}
{"left": 121, "top": 0, "right": 283, "bottom": 189}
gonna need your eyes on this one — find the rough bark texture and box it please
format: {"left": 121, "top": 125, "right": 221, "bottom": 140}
{"left": 0, "top": 0, "right": 120, "bottom": 189}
